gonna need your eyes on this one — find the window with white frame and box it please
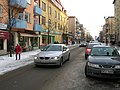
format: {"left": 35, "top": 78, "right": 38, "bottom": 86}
{"left": 0, "top": 5, "right": 2, "bottom": 17}
{"left": 25, "top": 12, "right": 31, "bottom": 22}
{"left": 10, "top": 9, "right": 14, "bottom": 18}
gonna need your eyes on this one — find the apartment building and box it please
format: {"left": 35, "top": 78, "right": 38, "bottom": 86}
{"left": 113, "top": 0, "right": 120, "bottom": 43}
{"left": 41, "top": 0, "right": 68, "bottom": 44}
{"left": 0, "top": 0, "right": 68, "bottom": 55}
{"left": 68, "top": 16, "right": 81, "bottom": 44}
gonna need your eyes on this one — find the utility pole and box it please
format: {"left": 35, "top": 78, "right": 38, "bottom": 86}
{"left": 8, "top": 0, "right": 12, "bottom": 57}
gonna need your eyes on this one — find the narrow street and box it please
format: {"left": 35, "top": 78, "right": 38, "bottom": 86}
{"left": 0, "top": 47, "right": 120, "bottom": 90}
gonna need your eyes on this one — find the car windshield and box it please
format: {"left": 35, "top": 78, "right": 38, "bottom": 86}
{"left": 42, "top": 45, "right": 62, "bottom": 51}
{"left": 90, "top": 47, "right": 119, "bottom": 56}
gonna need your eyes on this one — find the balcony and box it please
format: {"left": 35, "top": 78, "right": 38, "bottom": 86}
{"left": 10, "top": 0, "right": 27, "bottom": 8}
{"left": 11, "top": 18, "right": 27, "bottom": 29}
{"left": 34, "top": 6, "right": 42, "bottom": 16}
{"left": 34, "top": 23, "right": 42, "bottom": 32}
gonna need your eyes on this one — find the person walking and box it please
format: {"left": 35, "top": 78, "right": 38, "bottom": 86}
{"left": 15, "top": 44, "right": 22, "bottom": 60}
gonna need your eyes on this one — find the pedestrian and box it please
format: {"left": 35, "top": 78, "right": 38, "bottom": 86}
{"left": 15, "top": 44, "right": 22, "bottom": 60}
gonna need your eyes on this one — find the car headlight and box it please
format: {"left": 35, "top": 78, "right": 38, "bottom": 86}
{"left": 51, "top": 56, "right": 60, "bottom": 60}
{"left": 115, "top": 65, "right": 120, "bottom": 69}
{"left": 34, "top": 56, "right": 38, "bottom": 59}
{"left": 88, "top": 62, "right": 100, "bottom": 68}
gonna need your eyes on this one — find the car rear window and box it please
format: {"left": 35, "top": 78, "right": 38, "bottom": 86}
{"left": 87, "top": 44, "right": 100, "bottom": 49}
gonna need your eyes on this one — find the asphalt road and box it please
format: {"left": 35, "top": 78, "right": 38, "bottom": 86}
{"left": 0, "top": 47, "right": 120, "bottom": 90}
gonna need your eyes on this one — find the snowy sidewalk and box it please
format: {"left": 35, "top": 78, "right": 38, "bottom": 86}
{"left": 0, "top": 44, "right": 78, "bottom": 75}
{"left": 0, "top": 49, "right": 40, "bottom": 75}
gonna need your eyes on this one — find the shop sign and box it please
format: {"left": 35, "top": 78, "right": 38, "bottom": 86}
{"left": 0, "top": 23, "right": 7, "bottom": 29}
{"left": 0, "top": 30, "right": 9, "bottom": 39}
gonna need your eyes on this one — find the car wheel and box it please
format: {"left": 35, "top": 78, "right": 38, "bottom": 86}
{"left": 85, "top": 54, "right": 88, "bottom": 60}
{"left": 85, "top": 66, "right": 89, "bottom": 77}
{"left": 67, "top": 54, "right": 70, "bottom": 61}
{"left": 58, "top": 58, "right": 63, "bottom": 67}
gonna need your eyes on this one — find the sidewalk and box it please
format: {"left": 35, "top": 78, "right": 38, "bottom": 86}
{"left": 0, "top": 44, "right": 78, "bottom": 75}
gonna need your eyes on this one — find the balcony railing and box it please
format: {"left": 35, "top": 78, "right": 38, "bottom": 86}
{"left": 34, "top": 6, "right": 42, "bottom": 16}
{"left": 10, "top": 0, "right": 27, "bottom": 8}
{"left": 34, "top": 23, "right": 42, "bottom": 32}
{"left": 11, "top": 18, "right": 27, "bottom": 29}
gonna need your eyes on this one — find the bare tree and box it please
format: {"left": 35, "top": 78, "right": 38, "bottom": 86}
{"left": 1, "top": 0, "right": 26, "bottom": 57}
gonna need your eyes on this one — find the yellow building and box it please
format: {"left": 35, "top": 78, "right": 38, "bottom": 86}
{"left": 40, "top": 0, "right": 68, "bottom": 44}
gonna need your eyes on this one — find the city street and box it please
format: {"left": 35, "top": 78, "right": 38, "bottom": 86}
{"left": 0, "top": 47, "right": 120, "bottom": 90}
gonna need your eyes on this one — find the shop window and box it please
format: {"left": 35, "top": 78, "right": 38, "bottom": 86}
{"left": 0, "top": 39, "right": 3, "bottom": 50}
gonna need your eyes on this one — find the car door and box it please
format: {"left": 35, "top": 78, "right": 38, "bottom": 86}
{"left": 63, "top": 46, "right": 69, "bottom": 61}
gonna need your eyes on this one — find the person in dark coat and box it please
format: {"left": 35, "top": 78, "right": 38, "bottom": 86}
{"left": 15, "top": 44, "right": 22, "bottom": 60}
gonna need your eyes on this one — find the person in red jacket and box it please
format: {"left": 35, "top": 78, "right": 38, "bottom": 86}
{"left": 15, "top": 44, "right": 22, "bottom": 60}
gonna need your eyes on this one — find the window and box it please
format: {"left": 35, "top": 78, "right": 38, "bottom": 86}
{"left": 49, "top": 7, "right": 52, "bottom": 15}
{"left": 18, "top": 13, "right": 23, "bottom": 20}
{"left": 54, "top": 11, "right": 57, "bottom": 18}
{"left": 55, "top": 22, "right": 57, "bottom": 29}
{"left": 61, "top": 15, "right": 62, "bottom": 21}
{"left": 25, "top": 12, "right": 31, "bottom": 22}
{"left": 42, "top": 16, "right": 46, "bottom": 25}
{"left": 42, "top": 2, "right": 46, "bottom": 11}
{"left": 10, "top": 9, "right": 14, "bottom": 18}
{"left": 48, "top": 19, "right": 51, "bottom": 26}
{"left": 58, "top": 23, "right": 60, "bottom": 30}
{"left": 58, "top": 13, "right": 60, "bottom": 20}
{"left": 0, "top": 5, "right": 2, "bottom": 17}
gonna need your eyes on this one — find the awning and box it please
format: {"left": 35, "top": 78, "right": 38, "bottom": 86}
{"left": 20, "top": 33, "right": 40, "bottom": 37}
{"left": 0, "top": 30, "right": 9, "bottom": 39}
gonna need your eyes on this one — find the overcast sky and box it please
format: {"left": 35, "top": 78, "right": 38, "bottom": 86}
{"left": 60, "top": 0, "right": 114, "bottom": 38}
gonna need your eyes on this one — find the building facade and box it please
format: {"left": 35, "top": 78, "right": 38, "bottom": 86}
{"left": 68, "top": 16, "right": 81, "bottom": 44}
{"left": 0, "top": 0, "right": 68, "bottom": 55}
{"left": 113, "top": 0, "right": 120, "bottom": 43}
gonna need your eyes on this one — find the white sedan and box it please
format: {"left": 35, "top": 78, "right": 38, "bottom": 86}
{"left": 34, "top": 44, "right": 70, "bottom": 67}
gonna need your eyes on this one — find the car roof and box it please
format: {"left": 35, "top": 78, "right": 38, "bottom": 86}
{"left": 48, "top": 44, "right": 67, "bottom": 46}
{"left": 93, "top": 45, "right": 111, "bottom": 48}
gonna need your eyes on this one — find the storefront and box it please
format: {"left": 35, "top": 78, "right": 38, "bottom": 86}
{"left": 0, "top": 30, "right": 9, "bottom": 55}
{"left": 19, "top": 32, "right": 40, "bottom": 52}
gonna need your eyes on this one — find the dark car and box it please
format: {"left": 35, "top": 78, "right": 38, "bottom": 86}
{"left": 85, "top": 43, "right": 101, "bottom": 59}
{"left": 85, "top": 45, "right": 120, "bottom": 78}
{"left": 79, "top": 41, "right": 87, "bottom": 47}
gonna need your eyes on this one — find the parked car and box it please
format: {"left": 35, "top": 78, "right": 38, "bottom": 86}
{"left": 34, "top": 44, "right": 70, "bottom": 67}
{"left": 85, "top": 43, "right": 101, "bottom": 59}
{"left": 85, "top": 45, "right": 120, "bottom": 78}
{"left": 79, "top": 41, "right": 87, "bottom": 47}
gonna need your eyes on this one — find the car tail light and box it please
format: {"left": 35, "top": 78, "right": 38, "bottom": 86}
{"left": 85, "top": 48, "right": 91, "bottom": 54}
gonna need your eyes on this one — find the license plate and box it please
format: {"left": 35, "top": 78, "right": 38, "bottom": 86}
{"left": 101, "top": 70, "right": 114, "bottom": 74}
